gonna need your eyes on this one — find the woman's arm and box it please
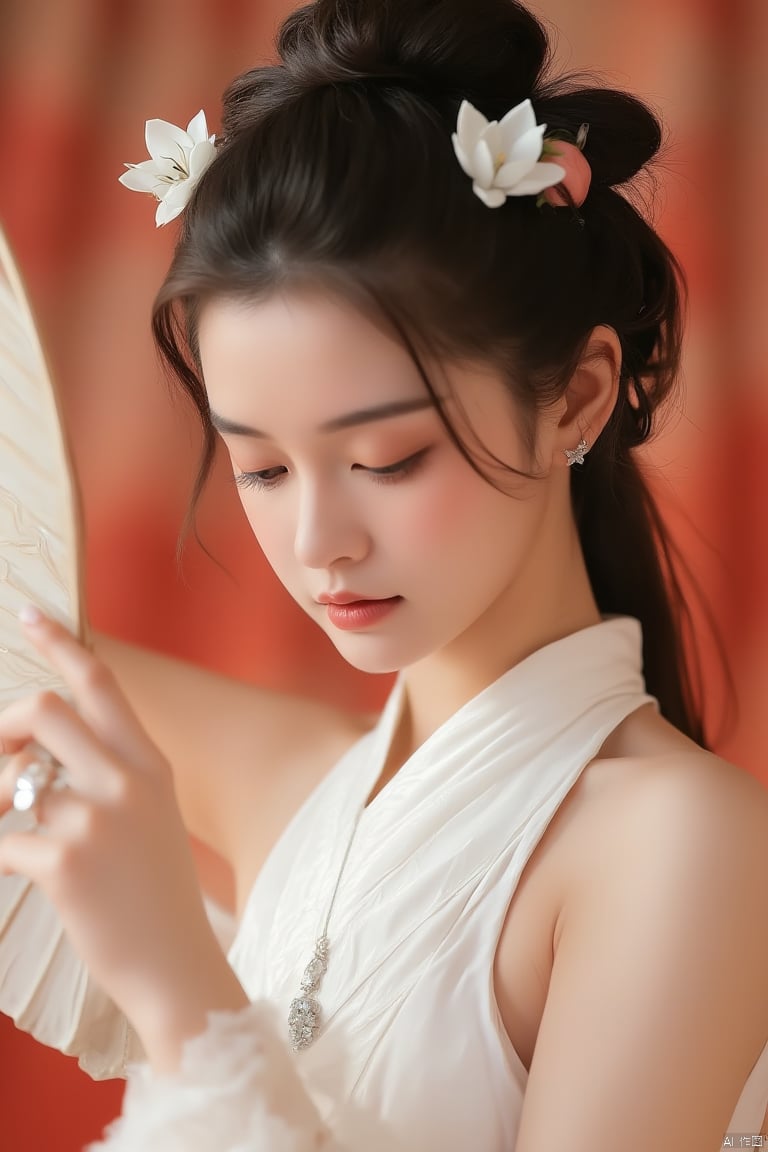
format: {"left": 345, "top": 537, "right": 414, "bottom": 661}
{"left": 510, "top": 753, "right": 768, "bottom": 1151}
{"left": 92, "top": 632, "right": 369, "bottom": 910}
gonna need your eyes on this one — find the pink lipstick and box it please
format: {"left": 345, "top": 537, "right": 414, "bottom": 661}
{"left": 321, "top": 596, "right": 403, "bottom": 630}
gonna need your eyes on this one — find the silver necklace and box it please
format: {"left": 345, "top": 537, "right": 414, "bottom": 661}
{"left": 287, "top": 802, "right": 366, "bottom": 1051}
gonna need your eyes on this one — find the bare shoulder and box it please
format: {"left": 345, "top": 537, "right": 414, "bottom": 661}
{"left": 562, "top": 734, "right": 768, "bottom": 956}
{"left": 94, "top": 633, "right": 373, "bottom": 904}
{"left": 514, "top": 714, "right": 768, "bottom": 1151}
{"left": 550, "top": 704, "right": 768, "bottom": 911}
{"left": 565, "top": 709, "right": 768, "bottom": 897}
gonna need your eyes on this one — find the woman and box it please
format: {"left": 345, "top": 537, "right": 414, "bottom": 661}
{"left": 1, "top": 0, "right": 767, "bottom": 1148}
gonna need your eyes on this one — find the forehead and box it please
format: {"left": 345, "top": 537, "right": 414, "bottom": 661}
{"left": 196, "top": 289, "right": 526, "bottom": 464}
{"left": 197, "top": 289, "right": 427, "bottom": 419}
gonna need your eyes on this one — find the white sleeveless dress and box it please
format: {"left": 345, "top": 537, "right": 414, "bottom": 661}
{"left": 225, "top": 615, "right": 768, "bottom": 1149}
{"left": 2, "top": 616, "right": 768, "bottom": 1151}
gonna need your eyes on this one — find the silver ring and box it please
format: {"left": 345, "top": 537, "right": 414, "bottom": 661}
{"left": 12, "top": 758, "right": 62, "bottom": 813}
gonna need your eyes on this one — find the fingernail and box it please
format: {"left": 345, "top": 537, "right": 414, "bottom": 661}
{"left": 18, "top": 604, "right": 43, "bottom": 627}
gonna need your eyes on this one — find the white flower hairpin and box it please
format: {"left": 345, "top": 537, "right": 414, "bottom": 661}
{"left": 452, "top": 98, "right": 590, "bottom": 209}
{"left": 118, "top": 110, "right": 216, "bottom": 226}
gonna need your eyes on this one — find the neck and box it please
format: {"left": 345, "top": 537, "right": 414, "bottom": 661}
{"left": 399, "top": 518, "right": 601, "bottom": 761}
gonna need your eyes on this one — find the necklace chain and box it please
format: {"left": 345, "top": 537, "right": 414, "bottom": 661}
{"left": 287, "top": 802, "right": 366, "bottom": 1051}
{"left": 288, "top": 682, "right": 403, "bottom": 1052}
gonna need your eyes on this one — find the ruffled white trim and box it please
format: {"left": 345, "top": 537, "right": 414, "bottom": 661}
{"left": 86, "top": 1001, "right": 401, "bottom": 1152}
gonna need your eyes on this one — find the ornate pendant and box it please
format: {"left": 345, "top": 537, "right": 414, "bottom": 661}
{"left": 288, "top": 936, "right": 329, "bottom": 1051}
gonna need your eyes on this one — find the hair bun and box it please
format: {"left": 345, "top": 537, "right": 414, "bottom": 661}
{"left": 276, "top": 0, "right": 549, "bottom": 101}
{"left": 224, "top": 1, "right": 664, "bottom": 197}
{"left": 538, "top": 86, "right": 663, "bottom": 187}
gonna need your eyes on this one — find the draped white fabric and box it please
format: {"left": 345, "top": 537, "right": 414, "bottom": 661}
{"left": 224, "top": 617, "right": 768, "bottom": 1150}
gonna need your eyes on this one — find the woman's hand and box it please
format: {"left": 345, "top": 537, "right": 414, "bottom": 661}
{"left": 0, "top": 606, "right": 248, "bottom": 1071}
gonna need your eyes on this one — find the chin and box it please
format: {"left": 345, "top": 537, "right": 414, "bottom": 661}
{"left": 331, "top": 644, "right": 406, "bottom": 676}
{"left": 324, "top": 629, "right": 430, "bottom": 676}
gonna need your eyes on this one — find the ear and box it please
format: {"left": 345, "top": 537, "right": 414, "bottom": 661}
{"left": 552, "top": 325, "right": 621, "bottom": 465}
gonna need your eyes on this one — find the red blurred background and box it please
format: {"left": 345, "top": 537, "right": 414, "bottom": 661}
{"left": 0, "top": 0, "right": 766, "bottom": 1148}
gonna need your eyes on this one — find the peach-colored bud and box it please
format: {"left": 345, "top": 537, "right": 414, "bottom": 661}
{"left": 542, "top": 141, "right": 592, "bottom": 208}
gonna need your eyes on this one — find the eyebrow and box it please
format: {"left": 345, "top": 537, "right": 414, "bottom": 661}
{"left": 209, "top": 397, "right": 435, "bottom": 438}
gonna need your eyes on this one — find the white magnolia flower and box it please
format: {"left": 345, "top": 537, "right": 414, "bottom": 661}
{"left": 451, "top": 98, "right": 566, "bottom": 208}
{"left": 119, "top": 110, "right": 216, "bottom": 227}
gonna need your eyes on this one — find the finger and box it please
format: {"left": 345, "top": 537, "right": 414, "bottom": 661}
{"left": 0, "top": 737, "right": 26, "bottom": 758}
{"left": 0, "top": 827, "right": 62, "bottom": 881}
{"left": 0, "top": 690, "right": 121, "bottom": 798}
{"left": 16, "top": 606, "right": 160, "bottom": 769}
{"left": 0, "top": 746, "right": 55, "bottom": 814}
{"left": 0, "top": 731, "right": 42, "bottom": 759}
{"left": 31, "top": 784, "right": 89, "bottom": 838}
{"left": 0, "top": 751, "right": 85, "bottom": 842}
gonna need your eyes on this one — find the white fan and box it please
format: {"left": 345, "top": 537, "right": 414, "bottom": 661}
{"left": 0, "top": 223, "right": 136, "bottom": 1080}
{"left": 0, "top": 222, "right": 90, "bottom": 705}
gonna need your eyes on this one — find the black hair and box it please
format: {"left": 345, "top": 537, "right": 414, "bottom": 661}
{"left": 152, "top": 0, "right": 709, "bottom": 745}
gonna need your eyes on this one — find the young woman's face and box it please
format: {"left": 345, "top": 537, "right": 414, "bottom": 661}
{"left": 198, "top": 289, "right": 565, "bottom": 674}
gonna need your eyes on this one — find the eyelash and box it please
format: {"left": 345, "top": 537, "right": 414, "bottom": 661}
{"left": 234, "top": 448, "right": 430, "bottom": 492}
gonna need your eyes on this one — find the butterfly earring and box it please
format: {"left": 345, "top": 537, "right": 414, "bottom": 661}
{"left": 564, "top": 437, "right": 589, "bottom": 467}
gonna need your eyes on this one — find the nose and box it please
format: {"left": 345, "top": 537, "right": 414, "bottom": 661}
{"left": 293, "top": 475, "right": 370, "bottom": 570}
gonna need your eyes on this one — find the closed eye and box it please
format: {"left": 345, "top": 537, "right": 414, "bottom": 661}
{"left": 234, "top": 448, "right": 431, "bottom": 492}
{"left": 234, "top": 466, "right": 287, "bottom": 491}
{"left": 357, "top": 448, "right": 430, "bottom": 485}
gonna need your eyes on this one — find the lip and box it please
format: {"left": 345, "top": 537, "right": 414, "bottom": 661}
{"left": 323, "top": 596, "right": 403, "bottom": 631}
{"left": 317, "top": 591, "right": 384, "bottom": 605}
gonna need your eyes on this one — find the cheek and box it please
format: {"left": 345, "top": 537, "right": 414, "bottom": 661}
{"left": 398, "top": 463, "right": 504, "bottom": 554}
{"left": 401, "top": 462, "right": 540, "bottom": 591}
{"left": 388, "top": 475, "right": 463, "bottom": 554}
{"left": 239, "top": 499, "right": 297, "bottom": 577}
